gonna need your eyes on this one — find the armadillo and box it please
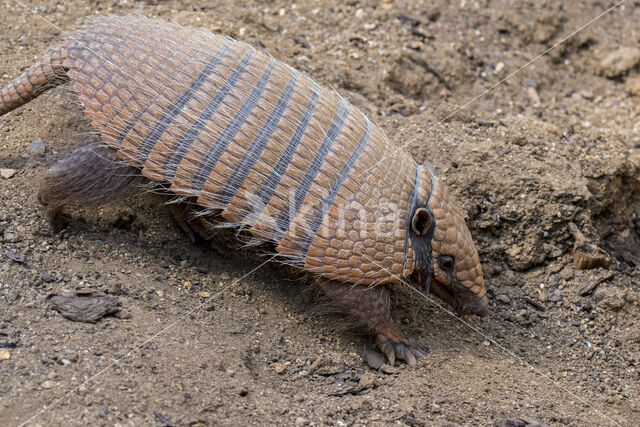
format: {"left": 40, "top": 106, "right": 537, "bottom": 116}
{"left": 0, "top": 16, "right": 488, "bottom": 365}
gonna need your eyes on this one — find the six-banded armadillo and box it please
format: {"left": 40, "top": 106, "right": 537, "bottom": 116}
{"left": 0, "top": 16, "right": 488, "bottom": 365}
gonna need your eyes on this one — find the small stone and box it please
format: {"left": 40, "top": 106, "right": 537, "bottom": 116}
{"left": 48, "top": 289, "right": 121, "bottom": 323}
{"left": 294, "top": 417, "right": 308, "bottom": 427}
{"left": 432, "top": 395, "right": 445, "bottom": 404}
{"left": 379, "top": 364, "right": 399, "bottom": 374}
{"left": 364, "top": 347, "right": 385, "bottom": 369}
{"left": 41, "top": 380, "right": 54, "bottom": 389}
{"left": 559, "top": 266, "right": 573, "bottom": 280}
{"left": 0, "top": 168, "right": 17, "bottom": 179}
{"left": 271, "top": 362, "right": 286, "bottom": 374}
{"left": 199, "top": 291, "right": 211, "bottom": 298}
{"left": 496, "top": 294, "right": 511, "bottom": 304}
{"left": 115, "top": 309, "right": 131, "bottom": 319}
{"left": 580, "top": 89, "right": 594, "bottom": 99}
{"left": 2, "top": 231, "right": 21, "bottom": 243}
{"left": 598, "top": 47, "right": 640, "bottom": 78}
{"left": 358, "top": 372, "right": 376, "bottom": 390}
{"left": 77, "top": 385, "right": 88, "bottom": 394}
{"left": 548, "top": 293, "right": 563, "bottom": 302}
{"left": 627, "top": 75, "right": 640, "bottom": 97}
{"left": 41, "top": 272, "right": 53, "bottom": 283}
{"left": 527, "top": 86, "right": 541, "bottom": 105}
{"left": 7, "top": 250, "right": 25, "bottom": 263}
{"left": 30, "top": 139, "right": 46, "bottom": 155}
{"left": 397, "top": 402, "right": 413, "bottom": 413}
{"left": 0, "top": 348, "right": 9, "bottom": 361}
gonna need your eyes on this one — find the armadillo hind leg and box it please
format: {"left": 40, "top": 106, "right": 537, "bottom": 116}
{"left": 39, "top": 142, "right": 143, "bottom": 231}
{"left": 165, "top": 201, "right": 227, "bottom": 255}
{"left": 317, "top": 279, "right": 426, "bottom": 366}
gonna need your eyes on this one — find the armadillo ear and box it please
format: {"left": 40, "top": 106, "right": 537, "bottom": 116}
{"left": 412, "top": 208, "right": 434, "bottom": 236}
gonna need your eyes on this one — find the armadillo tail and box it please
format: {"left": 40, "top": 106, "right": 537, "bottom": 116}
{"left": 0, "top": 47, "right": 69, "bottom": 116}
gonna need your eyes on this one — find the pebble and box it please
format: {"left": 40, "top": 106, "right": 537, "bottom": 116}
{"left": 271, "top": 362, "right": 286, "bottom": 374}
{"left": 627, "top": 75, "right": 640, "bottom": 97}
{"left": 199, "top": 291, "right": 211, "bottom": 298}
{"left": 527, "top": 87, "right": 541, "bottom": 105}
{"left": 0, "top": 348, "right": 9, "bottom": 361}
{"left": 496, "top": 294, "right": 511, "bottom": 304}
{"left": 379, "top": 364, "right": 399, "bottom": 374}
{"left": 559, "top": 266, "right": 573, "bottom": 280}
{"left": 598, "top": 47, "right": 640, "bottom": 78}
{"left": 41, "top": 380, "right": 54, "bottom": 389}
{"left": 2, "top": 231, "right": 21, "bottom": 243}
{"left": 7, "top": 250, "right": 25, "bottom": 263}
{"left": 358, "top": 372, "right": 376, "bottom": 390}
{"left": 548, "top": 292, "right": 563, "bottom": 302}
{"left": 30, "top": 139, "right": 46, "bottom": 156}
{"left": 0, "top": 168, "right": 16, "bottom": 179}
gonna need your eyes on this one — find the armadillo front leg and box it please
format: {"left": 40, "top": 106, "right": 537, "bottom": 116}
{"left": 317, "top": 279, "right": 426, "bottom": 366}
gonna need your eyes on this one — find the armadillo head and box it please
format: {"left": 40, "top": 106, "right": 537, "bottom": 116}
{"left": 407, "top": 162, "right": 488, "bottom": 316}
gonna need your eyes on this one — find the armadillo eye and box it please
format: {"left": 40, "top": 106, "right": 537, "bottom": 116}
{"left": 438, "top": 255, "right": 455, "bottom": 272}
{"left": 412, "top": 208, "right": 434, "bottom": 236}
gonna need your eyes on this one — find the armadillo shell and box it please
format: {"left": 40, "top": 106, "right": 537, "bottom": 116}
{"left": 63, "top": 16, "right": 417, "bottom": 284}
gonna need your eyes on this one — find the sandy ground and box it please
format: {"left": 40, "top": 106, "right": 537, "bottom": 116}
{"left": 1, "top": 0, "right": 639, "bottom": 425}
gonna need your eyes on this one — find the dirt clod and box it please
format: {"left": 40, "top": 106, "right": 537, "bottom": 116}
{"left": 48, "top": 289, "right": 121, "bottom": 323}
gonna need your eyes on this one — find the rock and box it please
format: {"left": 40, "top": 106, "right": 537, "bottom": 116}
{"left": 48, "top": 289, "right": 121, "bottom": 323}
{"left": 548, "top": 292, "right": 563, "bottom": 302}
{"left": 154, "top": 411, "right": 174, "bottom": 427}
{"left": 627, "top": 75, "right": 640, "bottom": 96}
{"left": 6, "top": 250, "right": 25, "bottom": 263}
{"left": 559, "top": 266, "right": 573, "bottom": 280}
{"left": 41, "top": 380, "right": 54, "bottom": 389}
{"left": 41, "top": 272, "right": 53, "bottom": 283}
{"left": 598, "top": 47, "right": 640, "bottom": 78}
{"left": 2, "top": 231, "right": 21, "bottom": 243}
{"left": 496, "top": 294, "right": 511, "bottom": 304}
{"left": 0, "top": 348, "right": 9, "bottom": 361}
{"left": 0, "top": 168, "right": 16, "bottom": 179}
{"left": 30, "top": 139, "right": 46, "bottom": 155}
{"left": 358, "top": 372, "right": 376, "bottom": 391}
{"left": 527, "top": 86, "right": 541, "bottom": 105}
{"left": 597, "top": 287, "right": 628, "bottom": 311}
{"left": 271, "top": 362, "right": 286, "bottom": 374}
{"left": 379, "top": 364, "right": 399, "bottom": 375}
{"left": 199, "top": 291, "right": 211, "bottom": 298}
{"left": 364, "top": 347, "right": 385, "bottom": 369}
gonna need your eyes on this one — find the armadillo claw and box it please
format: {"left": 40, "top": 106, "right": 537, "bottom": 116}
{"left": 376, "top": 334, "right": 426, "bottom": 366}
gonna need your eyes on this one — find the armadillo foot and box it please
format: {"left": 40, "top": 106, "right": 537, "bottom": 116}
{"left": 376, "top": 332, "right": 426, "bottom": 366}
{"left": 317, "top": 279, "right": 425, "bottom": 366}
